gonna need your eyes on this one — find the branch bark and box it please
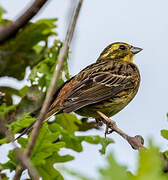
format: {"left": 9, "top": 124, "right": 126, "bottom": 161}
{"left": 0, "top": 0, "right": 49, "bottom": 44}
{"left": 13, "top": 0, "right": 83, "bottom": 179}
{"left": 0, "top": 92, "right": 5, "bottom": 105}
{"left": 97, "top": 111, "right": 146, "bottom": 150}
{"left": 0, "top": 117, "right": 39, "bottom": 180}
{"left": 25, "top": 0, "right": 83, "bottom": 158}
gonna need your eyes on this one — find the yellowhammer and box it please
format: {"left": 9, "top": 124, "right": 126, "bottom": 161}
{"left": 47, "top": 42, "right": 142, "bottom": 118}
{"left": 18, "top": 42, "right": 142, "bottom": 138}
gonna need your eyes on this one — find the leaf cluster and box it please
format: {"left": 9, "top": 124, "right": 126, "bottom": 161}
{"left": 66, "top": 141, "right": 168, "bottom": 180}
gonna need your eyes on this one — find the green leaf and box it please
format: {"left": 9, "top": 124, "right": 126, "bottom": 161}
{"left": 29, "top": 57, "right": 56, "bottom": 89}
{"left": 0, "top": 86, "right": 20, "bottom": 105}
{"left": 18, "top": 86, "right": 29, "bottom": 97}
{"left": 36, "top": 152, "right": 74, "bottom": 180}
{"left": 134, "top": 141, "right": 168, "bottom": 180}
{"left": 49, "top": 123, "right": 114, "bottom": 153}
{"left": 63, "top": 168, "right": 92, "bottom": 180}
{"left": 0, "top": 19, "right": 57, "bottom": 80}
{"left": 36, "top": 156, "right": 64, "bottom": 180}
{"left": 28, "top": 124, "right": 64, "bottom": 166}
{"left": 0, "top": 138, "right": 8, "bottom": 145}
{"left": 17, "top": 137, "right": 28, "bottom": 149}
{"left": 99, "top": 138, "right": 114, "bottom": 155}
{"left": 0, "top": 103, "right": 16, "bottom": 116}
{"left": 9, "top": 113, "right": 35, "bottom": 134}
{"left": 0, "top": 6, "right": 6, "bottom": 18}
{"left": 55, "top": 113, "right": 81, "bottom": 134}
{"left": 15, "top": 85, "right": 45, "bottom": 118}
{"left": 1, "top": 150, "right": 18, "bottom": 172}
{"left": 77, "top": 118, "right": 98, "bottom": 132}
{"left": 83, "top": 136, "right": 114, "bottom": 155}
{"left": 29, "top": 40, "right": 70, "bottom": 90}
{"left": 99, "top": 153, "right": 129, "bottom": 180}
{"left": 161, "top": 130, "right": 168, "bottom": 140}
{"left": 49, "top": 123, "right": 84, "bottom": 152}
{"left": 62, "top": 132, "right": 83, "bottom": 152}
{"left": 64, "top": 140, "right": 168, "bottom": 180}
{"left": 163, "top": 150, "right": 168, "bottom": 159}
{"left": 17, "top": 123, "right": 74, "bottom": 179}
{"left": 49, "top": 152, "right": 74, "bottom": 163}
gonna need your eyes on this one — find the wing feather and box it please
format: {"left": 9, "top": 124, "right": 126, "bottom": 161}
{"left": 48, "top": 60, "right": 139, "bottom": 114}
{"left": 62, "top": 71, "right": 134, "bottom": 113}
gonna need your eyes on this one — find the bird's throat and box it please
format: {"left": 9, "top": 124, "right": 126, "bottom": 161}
{"left": 120, "top": 54, "right": 133, "bottom": 63}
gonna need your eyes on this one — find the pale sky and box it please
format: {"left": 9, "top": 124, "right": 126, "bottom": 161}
{"left": 1, "top": 0, "right": 168, "bottom": 179}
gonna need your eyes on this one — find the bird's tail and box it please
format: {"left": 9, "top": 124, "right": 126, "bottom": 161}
{"left": 14, "top": 109, "right": 59, "bottom": 141}
{"left": 14, "top": 121, "right": 36, "bottom": 140}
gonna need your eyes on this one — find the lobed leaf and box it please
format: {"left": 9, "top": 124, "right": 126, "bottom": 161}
{"left": 0, "top": 19, "right": 57, "bottom": 80}
{"left": 29, "top": 40, "right": 70, "bottom": 90}
{"left": 161, "top": 130, "right": 168, "bottom": 140}
{"left": 55, "top": 113, "right": 81, "bottom": 134}
{"left": 0, "top": 6, "right": 6, "bottom": 19}
{"left": 134, "top": 141, "right": 168, "bottom": 180}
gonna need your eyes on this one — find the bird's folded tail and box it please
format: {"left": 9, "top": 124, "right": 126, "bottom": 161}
{"left": 14, "top": 121, "right": 36, "bottom": 140}
{"left": 14, "top": 109, "right": 59, "bottom": 141}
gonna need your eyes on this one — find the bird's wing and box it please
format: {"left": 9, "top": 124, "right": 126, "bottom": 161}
{"left": 53, "top": 62, "right": 136, "bottom": 113}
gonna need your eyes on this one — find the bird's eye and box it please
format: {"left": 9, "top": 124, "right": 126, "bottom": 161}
{"left": 119, "top": 45, "right": 126, "bottom": 50}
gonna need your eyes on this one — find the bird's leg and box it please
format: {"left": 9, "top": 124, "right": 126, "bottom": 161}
{"left": 103, "top": 116, "right": 116, "bottom": 138}
{"left": 95, "top": 118, "right": 104, "bottom": 127}
{"left": 95, "top": 113, "right": 116, "bottom": 137}
{"left": 96, "top": 111, "right": 145, "bottom": 150}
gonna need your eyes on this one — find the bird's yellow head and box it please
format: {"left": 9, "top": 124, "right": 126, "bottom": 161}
{"left": 97, "top": 42, "right": 142, "bottom": 63}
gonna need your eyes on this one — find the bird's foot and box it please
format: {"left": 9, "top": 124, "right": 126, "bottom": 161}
{"left": 95, "top": 117, "right": 115, "bottom": 137}
{"left": 96, "top": 110, "right": 145, "bottom": 150}
{"left": 95, "top": 118, "right": 103, "bottom": 127}
{"left": 105, "top": 119, "right": 116, "bottom": 138}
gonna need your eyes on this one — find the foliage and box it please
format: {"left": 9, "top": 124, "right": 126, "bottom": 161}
{"left": 0, "top": 5, "right": 6, "bottom": 19}
{"left": 0, "top": 19, "right": 57, "bottom": 80}
{"left": 65, "top": 141, "right": 168, "bottom": 180}
{"left": 0, "top": 7, "right": 114, "bottom": 179}
{"left": 0, "top": 4, "right": 168, "bottom": 180}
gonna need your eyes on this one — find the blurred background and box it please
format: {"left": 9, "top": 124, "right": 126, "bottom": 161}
{"left": 0, "top": 0, "right": 168, "bottom": 179}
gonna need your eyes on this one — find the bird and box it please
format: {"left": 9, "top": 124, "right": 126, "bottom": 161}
{"left": 17, "top": 42, "right": 142, "bottom": 139}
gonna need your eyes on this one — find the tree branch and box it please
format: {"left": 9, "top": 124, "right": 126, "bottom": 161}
{"left": 0, "top": 0, "right": 49, "bottom": 44}
{"left": 13, "top": 0, "right": 83, "bottom": 178}
{"left": 25, "top": 0, "right": 83, "bottom": 158}
{"left": 0, "top": 92, "right": 5, "bottom": 105}
{"left": 97, "top": 111, "right": 146, "bottom": 150}
{"left": 0, "top": 117, "right": 39, "bottom": 180}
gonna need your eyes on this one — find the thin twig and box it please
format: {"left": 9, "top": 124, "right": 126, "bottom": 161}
{"left": 0, "top": 117, "right": 39, "bottom": 180}
{"left": 13, "top": 166, "right": 24, "bottom": 180}
{"left": 0, "top": 92, "right": 5, "bottom": 105}
{"left": 97, "top": 111, "right": 145, "bottom": 150}
{"left": 0, "top": 0, "right": 49, "bottom": 43}
{"left": 14, "top": 0, "right": 83, "bottom": 178}
{"left": 25, "top": 0, "right": 83, "bottom": 158}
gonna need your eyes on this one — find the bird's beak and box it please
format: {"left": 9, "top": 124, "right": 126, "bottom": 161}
{"left": 130, "top": 46, "right": 143, "bottom": 54}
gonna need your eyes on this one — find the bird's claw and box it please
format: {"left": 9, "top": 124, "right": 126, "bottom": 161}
{"left": 104, "top": 121, "right": 114, "bottom": 138}
{"left": 104, "top": 119, "right": 117, "bottom": 138}
{"left": 95, "top": 118, "right": 103, "bottom": 127}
